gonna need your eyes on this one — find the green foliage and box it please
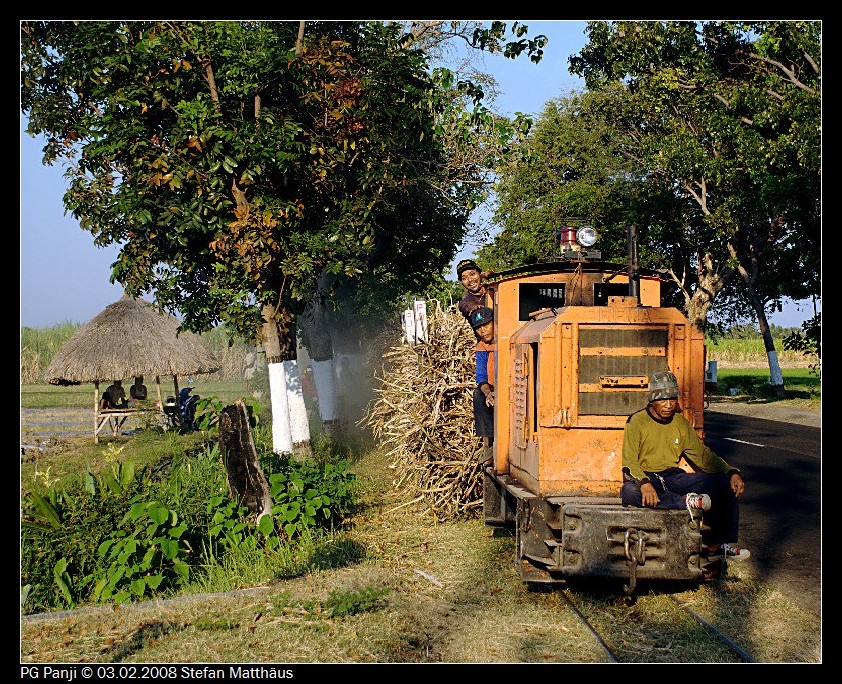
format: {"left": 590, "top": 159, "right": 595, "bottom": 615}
{"left": 420, "top": 272, "right": 464, "bottom": 309}
{"left": 193, "top": 395, "right": 261, "bottom": 434}
{"left": 21, "top": 459, "right": 149, "bottom": 611}
{"left": 202, "top": 492, "right": 282, "bottom": 558}
{"left": 711, "top": 368, "right": 820, "bottom": 402}
{"left": 21, "top": 21, "right": 487, "bottom": 343}
{"left": 92, "top": 499, "right": 191, "bottom": 604}
{"left": 783, "top": 313, "right": 821, "bottom": 377}
{"left": 20, "top": 321, "right": 81, "bottom": 384}
{"left": 266, "top": 455, "right": 358, "bottom": 539}
{"left": 323, "top": 586, "right": 390, "bottom": 618}
{"left": 486, "top": 21, "right": 820, "bottom": 330}
{"left": 21, "top": 435, "right": 361, "bottom": 615}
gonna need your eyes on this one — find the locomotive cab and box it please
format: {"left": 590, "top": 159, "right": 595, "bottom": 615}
{"left": 481, "top": 231, "right": 709, "bottom": 591}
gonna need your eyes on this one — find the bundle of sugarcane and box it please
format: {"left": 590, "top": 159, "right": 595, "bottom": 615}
{"left": 365, "top": 300, "right": 485, "bottom": 521}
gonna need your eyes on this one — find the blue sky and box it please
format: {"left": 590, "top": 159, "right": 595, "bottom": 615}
{"left": 20, "top": 20, "right": 818, "bottom": 329}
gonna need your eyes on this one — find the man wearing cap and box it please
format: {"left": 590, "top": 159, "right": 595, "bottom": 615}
{"left": 470, "top": 306, "right": 495, "bottom": 465}
{"left": 621, "top": 371, "right": 750, "bottom": 562}
{"left": 456, "top": 259, "right": 490, "bottom": 326}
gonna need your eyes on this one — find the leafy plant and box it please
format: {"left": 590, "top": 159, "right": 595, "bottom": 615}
{"left": 21, "top": 411, "right": 361, "bottom": 615}
{"left": 194, "top": 395, "right": 261, "bottom": 433}
{"left": 92, "top": 499, "right": 191, "bottom": 604}
{"left": 324, "top": 586, "right": 390, "bottom": 618}
{"left": 783, "top": 313, "right": 821, "bottom": 377}
{"left": 205, "top": 495, "right": 248, "bottom": 543}
{"left": 267, "top": 456, "right": 358, "bottom": 539}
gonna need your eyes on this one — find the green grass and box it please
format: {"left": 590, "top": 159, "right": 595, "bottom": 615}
{"left": 710, "top": 367, "right": 820, "bottom": 407}
{"left": 705, "top": 336, "right": 818, "bottom": 367}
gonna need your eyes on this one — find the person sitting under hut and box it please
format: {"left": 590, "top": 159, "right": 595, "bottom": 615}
{"left": 130, "top": 376, "right": 148, "bottom": 404}
{"left": 100, "top": 379, "right": 128, "bottom": 410}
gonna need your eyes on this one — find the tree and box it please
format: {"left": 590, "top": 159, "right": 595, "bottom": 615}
{"left": 21, "top": 20, "right": 545, "bottom": 446}
{"left": 564, "top": 20, "right": 821, "bottom": 396}
{"left": 480, "top": 88, "right": 702, "bottom": 318}
{"left": 281, "top": 20, "right": 547, "bottom": 429}
{"left": 783, "top": 312, "right": 821, "bottom": 377}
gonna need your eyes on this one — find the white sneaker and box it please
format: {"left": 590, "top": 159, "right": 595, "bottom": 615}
{"left": 685, "top": 492, "right": 712, "bottom": 511}
{"left": 706, "top": 543, "right": 751, "bottom": 561}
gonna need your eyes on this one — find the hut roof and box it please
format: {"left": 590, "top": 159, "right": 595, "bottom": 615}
{"left": 44, "top": 295, "right": 221, "bottom": 385}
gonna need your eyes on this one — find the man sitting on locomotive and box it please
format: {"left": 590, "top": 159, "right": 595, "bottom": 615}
{"left": 470, "top": 306, "right": 495, "bottom": 466}
{"left": 621, "top": 371, "right": 750, "bottom": 562}
{"left": 457, "top": 259, "right": 490, "bottom": 332}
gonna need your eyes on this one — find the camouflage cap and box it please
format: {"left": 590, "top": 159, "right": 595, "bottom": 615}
{"left": 648, "top": 371, "right": 680, "bottom": 402}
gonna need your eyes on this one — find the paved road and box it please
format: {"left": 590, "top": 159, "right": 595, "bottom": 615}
{"left": 703, "top": 403, "right": 821, "bottom": 617}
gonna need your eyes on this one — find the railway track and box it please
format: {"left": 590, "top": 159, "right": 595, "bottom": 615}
{"left": 556, "top": 587, "right": 757, "bottom": 663}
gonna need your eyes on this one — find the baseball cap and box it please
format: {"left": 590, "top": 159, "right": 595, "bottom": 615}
{"left": 469, "top": 306, "right": 494, "bottom": 330}
{"left": 457, "top": 259, "right": 481, "bottom": 278}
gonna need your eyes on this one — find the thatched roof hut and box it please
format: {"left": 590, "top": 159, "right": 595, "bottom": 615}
{"left": 44, "top": 295, "right": 221, "bottom": 441}
{"left": 45, "top": 295, "right": 220, "bottom": 384}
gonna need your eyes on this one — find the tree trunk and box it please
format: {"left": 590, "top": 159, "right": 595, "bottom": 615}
{"left": 272, "top": 306, "right": 311, "bottom": 458}
{"left": 284, "top": 357, "right": 312, "bottom": 458}
{"left": 261, "top": 303, "right": 295, "bottom": 455}
{"left": 298, "top": 290, "right": 339, "bottom": 433}
{"left": 332, "top": 321, "right": 369, "bottom": 427}
{"left": 729, "top": 241, "right": 787, "bottom": 398}
{"left": 684, "top": 251, "right": 728, "bottom": 331}
{"left": 749, "top": 290, "right": 786, "bottom": 398}
{"left": 219, "top": 400, "right": 273, "bottom": 521}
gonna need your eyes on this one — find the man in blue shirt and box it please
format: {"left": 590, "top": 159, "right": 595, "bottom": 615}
{"left": 469, "top": 306, "right": 495, "bottom": 466}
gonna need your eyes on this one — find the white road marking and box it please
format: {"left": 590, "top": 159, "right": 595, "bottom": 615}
{"left": 724, "top": 437, "right": 764, "bottom": 447}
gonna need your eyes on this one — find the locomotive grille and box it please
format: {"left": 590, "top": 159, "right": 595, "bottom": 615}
{"left": 512, "top": 350, "right": 528, "bottom": 449}
{"left": 578, "top": 327, "right": 668, "bottom": 415}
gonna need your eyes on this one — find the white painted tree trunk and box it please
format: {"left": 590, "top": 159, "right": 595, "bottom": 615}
{"left": 268, "top": 361, "right": 293, "bottom": 454}
{"left": 766, "top": 350, "right": 784, "bottom": 387}
{"left": 283, "top": 359, "right": 311, "bottom": 449}
{"left": 311, "top": 358, "right": 338, "bottom": 422}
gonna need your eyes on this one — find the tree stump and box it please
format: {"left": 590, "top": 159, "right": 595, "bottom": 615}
{"left": 219, "top": 400, "right": 273, "bottom": 520}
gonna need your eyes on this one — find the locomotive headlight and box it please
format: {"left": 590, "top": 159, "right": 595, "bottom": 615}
{"left": 577, "top": 225, "right": 598, "bottom": 247}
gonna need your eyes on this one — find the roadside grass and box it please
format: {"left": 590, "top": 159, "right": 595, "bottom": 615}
{"left": 709, "top": 368, "right": 821, "bottom": 411}
{"left": 20, "top": 441, "right": 820, "bottom": 663}
{"left": 21, "top": 429, "right": 208, "bottom": 498}
{"left": 705, "top": 337, "right": 818, "bottom": 368}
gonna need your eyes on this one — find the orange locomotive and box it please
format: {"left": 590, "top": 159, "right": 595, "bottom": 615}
{"left": 481, "top": 225, "right": 708, "bottom": 594}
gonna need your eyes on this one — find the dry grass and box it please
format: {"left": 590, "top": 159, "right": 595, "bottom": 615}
{"left": 19, "top": 317, "right": 821, "bottom": 664}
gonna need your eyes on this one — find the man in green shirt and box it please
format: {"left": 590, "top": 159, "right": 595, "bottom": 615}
{"left": 621, "top": 371, "right": 750, "bottom": 562}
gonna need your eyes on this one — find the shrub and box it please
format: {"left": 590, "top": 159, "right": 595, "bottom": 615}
{"left": 21, "top": 437, "right": 360, "bottom": 615}
{"left": 264, "top": 453, "right": 359, "bottom": 539}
